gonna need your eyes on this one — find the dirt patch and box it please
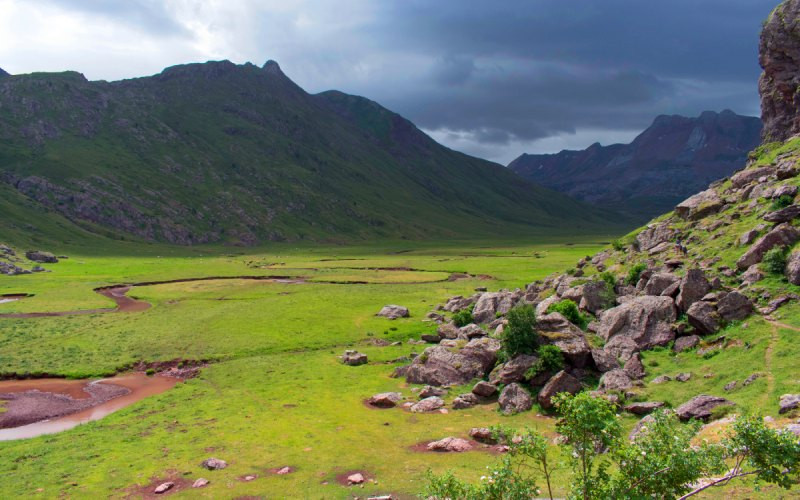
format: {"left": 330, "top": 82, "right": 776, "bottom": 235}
{"left": 124, "top": 474, "right": 193, "bottom": 499}
{"left": 334, "top": 470, "right": 373, "bottom": 486}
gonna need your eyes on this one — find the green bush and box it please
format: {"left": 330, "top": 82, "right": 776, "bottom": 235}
{"left": 546, "top": 299, "right": 588, "bottom": 330}
{"left": 526, "top": 345, "right": 564, "bottom": 378}
{"left": 762, "top": 246, "right": 788, "bottom": 275}
{"left": 452, "top": 304, "right": 474, "bottom": 327}
{"left": 626, "top": 263, "right": 647, "bottom": 285}
{"left": 500, "top": 304, "right": 538, "bottom": 357}
{"left": 599, "top": 271, "right": 617, "bottom": 289}
{"left": 770, "top": 194, "right": 794, "bottom": 210}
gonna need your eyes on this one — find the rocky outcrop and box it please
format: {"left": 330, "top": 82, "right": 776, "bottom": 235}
{"left": 763, "top": 204, "right": 800, "bottom": 223}
{"left": 675, "top": 395, "right": 733, "bottom": 421}
{"left": 779, "top": 394, "right": 800, "bottom": 414}
{"left": 537, "top": 370, "right": 581, "bottom": 409}
{"left": 410, "top": 396, "right": 444, "bottom": 413}
{"left": 675, "top": 188, "right": 723, "bottom": 220}
{"left": 598, "top": 369, "right": 633, "bottom": 392}
{"left": 25, "top": 250, "right": 58, "bottom": 263}
{"left": 737, "top": 223, "right": 800, "bottom": 270}
{"left": 342, "top": 351, "right": 368, "bottom": 366}
{"left": 786, "top": 251, "right": 800, "bottom": 285}
{"left": 376, "top": 305, "right": 409, "bottom": 319}
{"left": 405, "top": 337, "right": 501, "bottom": 386}
{"left": 537, "top": 313, "right": 591, "bottom": 367}
{"left": 676, "top": 269, "right": 711, "bottom": 312}
{"left": 760, "top": 0, "right": 800, "bottom": 142}
{"left": 687, "top": 301, "right": 720, "bottom": 335}
{"left": 472, "top": 291, "right": 519, "bottom": 323}
{"left": 489, "top": 354, "right": 538, "bottom": 385}
{"left": 597, "top": 296, "right": 676, "bottom": 356}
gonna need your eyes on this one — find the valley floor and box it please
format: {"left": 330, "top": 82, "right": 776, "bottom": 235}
{"left": 0, "top": 238, "right": 797, "bottom": 498}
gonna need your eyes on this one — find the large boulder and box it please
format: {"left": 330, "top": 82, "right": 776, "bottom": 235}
{"left": 472, "top": 381, "right": 498, "bottom": 398}
{"left": 201, "top": 458, "right": 228, "bottom": 470}
{"left": 410, "top": 396, "right": 444, "bottom": 413}
{"left": 376, "top": 305, "right": 409, "bottom": 319}
{"left": 537, "top": 370, "right": 581, "bottom": 409}
{"left": 405, "top": 337, "right": 501, "bottom": 386}
{"left": 342, "top": 350, "right": 368, "bottom": 366}
{"left": 624, "top": 401, "right": 666, "bottom": 415}
{"left": 452, "top": 393, "right": 480, "bottom": 409}
{"left": 598, "top": 369, "right": 633, "bottom": 392}
{"left": 779, "top": 394, "right": 800, "bottom": 414}
{"left": 644, "top": 273, "right": 680, "bottom": 296}
{"left": 673, "top": 335, "right": 700, "bottom": 352}
{"left": 759, "top": 0, "right": 800, "bottom": 142}
{"left": 623, "top": 353, "right": 646, "bottom": 379}
{"left": 490, "top": 354, "right": 538, "bottom": 385}
{"left": 675, "top": 395, "right": 734, "bottom": 421}
{"left": 580, "top": 280, "right": 614, "bottom": 314}
{"left": 786, "top": 251, "right": 800, "bottom": 285}
{"left": 687, "top": 301, "right": 720, "bottom": 335}
{"left": 537, "top": 313, "right": 591, "bottom": 367}
{"left": 596, "top": 296, "right": 676, "bottom": 351}
{"left": 591, "top": 349, "right": 619, "bottom": 372}
{"left": 472, "top": 291, "right": 518, "bottom": 323}
{"left": 737, "top": 223, "right": 800, "bottom": 270}
{"left": 443, "top": 295, "right": 475, "bottom": 312}
{"left": 25, "top": 250, "right": 58, "bottom": 263}
{"left": 675, "top": 188, "right": 722, "bottom": 220}
{"left": 730, "top": 166, "right": 776, "bottom": 189}
{"left": 764, "top": 204, "right": 800, "bottom": 223}
{"left": 367, "top": 392, "right": 403, "bottom": 408}
{"left": 498, "top": 382, "right": 533, "bottom": 414}
{"left": 676, "top": 269, "right": 711, "bottom": 312}
{"left": 741, "top": 264, "right": 765, "bottom": 285}
{"left": 426, "top": 437, "right": 473, "bottom": 452}
{"left": 717, "top": 291, "right": 753, "bottom": 321}
{"left": 437, "top": 323, "right": 459, "bottom": 340}
{"left": 636, "top": 222, "right": 676, "bottom": 251}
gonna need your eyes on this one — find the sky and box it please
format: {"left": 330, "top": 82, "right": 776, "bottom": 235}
{"left": 0, "top": 0, "right": 778, "bottom": 164}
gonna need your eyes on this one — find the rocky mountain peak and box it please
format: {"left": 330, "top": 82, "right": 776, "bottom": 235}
{"left": 263, "top": 59, "right": 284, "bottom": 76}
{"left": 0, "top": 67, "right": 8, "bottom": 78}
{"left": 759, "top": 0, "right": 800, "bottom": 142}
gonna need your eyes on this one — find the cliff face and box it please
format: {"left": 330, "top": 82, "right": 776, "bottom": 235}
{"left": 508, "top": 111, "right": 761, "bottom": 221}
{"left": 760, "top": 0, "right": 800, "bottom": 142}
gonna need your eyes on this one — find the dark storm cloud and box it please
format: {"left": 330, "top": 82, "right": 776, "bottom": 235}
{"left": 40, "top": 0, "right": 187, "bottom": 36}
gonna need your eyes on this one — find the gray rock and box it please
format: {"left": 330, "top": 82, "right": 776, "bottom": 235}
{"left": 410, "top": 396, "right": 445, "bottom": 413}
{"left": 498, "top": 382, "right": 533, "bottom": 414}
{"left": 420, "top": 334, "right": 441, "bottom": 343}
{"left": 472, "top": 291, "right": 519, "bottom": 323}
{"left": 192, "top": 478, "right": 209, "bottom": 488}
{"left": 427, "top": 437, "right": 473, "bottom": 452}
{"left": 25, "top": 250, "right": 58, "bottom": 263}
{"left": 437, "top": 323, "right": 459, "bottom": 340}
{"left": 624, "top": 401, "right": 666, "bottom": 415}
{"left": 675, "top": 395, "right": 733, "bottom": 421}
{"left": 673, "top": 335, "right": 700, "bottom": 352}
{"left": 342, "top": 350, "right": 368, "bottom": 366}
{"left": 676, "top": 269, "right": 711, "bottom": 312}
{"left": 623, "top": 353, "right": 646, "bottom": 379}
{"left": 644, "top": 273, "right": 680, "bottom": 296}
{"left": 651, "top": 375, "right": 672, "bottom": 384}
{"left": 779, "top": 394, "right": 800, "bottom": 414}
{"left": 490, "top": 354, "right": 538, "bottom": 385}
{"left": 201, "top": 458, "right": 228, "bottom": 470}
{"left": 675, "top": 372, "right": 692, "bottom": 382}
{"left": 772, "top": 184, "right": 798, "bottom": 198}
{"left": 367, "top": 392, "right": 403, "bottom": 408}
{"left": 452, "top": 393, "right": 480, "bottom": 409}
{"left": 636, "top": 222, "right": 677, "bottom": 251}
{"left": 443, "top": 295, "right": 475, "bottom": 312}
{"left": 154, "top": 482, "right": 174, "bottom": 494}
{"left": 469, "top": 427, "right": 497, "bottom": 444}
{"left": 597, "top": 296, "right": 676, "bottom": 351}
{"left": 737, "top": 223, "right": 800, "bottom": 270}
{"left": 743, "top": 373, "right": 760, "bottom": 386}
{"left": 724, "top": 381, "right": 738, "bottom": 392}
{"left": 537, "top": 370, "right": 581, "bottom": 409}
{"left": 740, "top": 229, "right": 760, "bottom": 246}
{"left": 591, "top": 349, "right": 619, "bottom": 372}
{"left": 405, "top": 337, "right": 501, "bottom": 386}
{"left": 731, "top": 166, "right": 775, "bottom": 188}
{"left": 786, "top": 251, "right": 800, "bottom": 285}
{"left": 472, "top": 381, "right": 498, "bottom": 398}
{"left": 687, "top": 301, "right": 720, "bottom": 335}
{"left": 764, "top": 204, "right": 800, "bottom": 223}
{"left": 741, "top": 264, "right": 765, "bottom": 285}
{"left": 458, "top": 323, "right": 486, "bottom": 339}
{"left": 675, "top": 188, "right": 723, "bottom": 220}
{"left": 419, "top": 385, "right": 447, "bottom": 398}
{"left": 580, "top": 280, "right": 615, "bottom": 314}
{"left": 629, "top": 414, "right": 657, "bottom": 441}
{"left": 598, "top": 369, "right": 633, "bottom": 392}
{"left": 717, "top": 291, "right": 753, "bottom": 321}
{"left": 377, "top": 305, "right": 410, "bottom": 319}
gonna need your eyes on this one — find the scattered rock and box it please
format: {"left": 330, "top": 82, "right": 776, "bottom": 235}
{"left": 676, "top": 269, "right": 711, "bottom": 312}
{"left": 537, "top": 370, "right": 581, "bottom": 409}
{"left": 192, "top": 478, "right": 209, "bottom": 488}
{"left": 377, "top": 305, "right": 410, "bottom": 319}
{"left": 598, "top": 296, "right": 676, "bottom": 353}
{"left": 598, "top": 369, "right": 633, "bottom": 392}
{"left": 740, "top": 229, "right": 760, "bottom": 246}
{"left": 743, "top": 373, "right": 760, "bottom": 386}
{"left": 498, "top": 382, "right": 533, "bottom": 414}
{"left": 436, "top": 323, "right": 459, "bottom": 340}
{"left": 724, "top": 381, "right": 738, "bottom": 392}
{"left": 764, "top": 204, "right": 800, "bottom": 223}
{"left": 537, "top": 313, "right": 592, "bottom": 367}
{"left": 674, "top": 335, "right": 700, "bottom": 352}
{"left": 716, "top": 291, "right": 753, "bottom": 321}
{"left": 675, "top": 372, "right": 692, "bottom": 382}
{"left": 469, "top": 427, "right": 496, "bottom": 444}
{"left": 624, "top": 401, "right": 666, "bottom": 415}
{"left": 623, "top": 353, "right": 646, "bottom": 379}
{"left": 786, "top": 251, "right": 800, "bottom": 285}
{"left": 405, "top": 337, "right": 501, "bottom": 386}
{"left": 201, "top": 458, "right": 228, "bottom": 470}
{"left": 410, "top": 396, "right": 444, "bottom": 413}
{"left": 675, "top": 395, "right": 733, "bottom": 421}
{"left": 342, "top": 350, "right": 368, "bottom": 366}
{"left": 419, "top": 385, "right": 447, "bottom": 398}
{"left": 580, "top": 280, "right": 615, "bottom": 314}
{"left": 472, "top": 381, "right": 498, "bottom": 398}
{"left": 367, "top": 392, "right": 403, "bottom": 408}
{"left": 675, "top": 188, "right": 723, "bottom": 220}
{"left": 472, "top": 291, "right": 519, "bottom": 323}
{"left": 644, "top": 273, "right": 680, "bottom": 296}
{"left": 452, "top": 393, "right": 479, "bottom": 409}
{"left": 687, "top": 301, "right": 720, "bottom": 335}
{"left": 651, "top": 375, "right": 671, "bottom": 384}
{"left": 458, "top": 323, "right": 486, "bottom": 339}
{"left": 347, "top": 473, "right": 365, "bottom": 485}
{"left": 591, "top": 349, "right": 619, "bottom": 372}
{"left": 154, "top": 482, "right": 174, "bottom": 494}
{"left": 420, "top": 334, "right": 441, "bottom": 343}
{"left": 741, "top": 264, "right": 764, "bottom": 285}
{"left": 736, "top": 223, "right": 800, "bottom": 270}
{"left": 636, "top": 223, "right": 677, "bottom": 251}
{"left": 25, "top": 250, "right": 58, "bottom": 263}
{"left": 426, "top": 437, "right": 473, "bottom": 452}
{"left": 489, "top": 354, "right": 538, "bottom": 385}
{"left": 779, "top": 394, "right": 800, "bottom": 414}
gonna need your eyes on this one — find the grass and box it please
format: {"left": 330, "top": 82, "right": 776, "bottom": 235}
{"left": 0, "top": 238, "right": 607, "bottom": 498}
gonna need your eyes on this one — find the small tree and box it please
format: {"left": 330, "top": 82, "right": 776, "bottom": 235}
{"left": 527, "top": 345, "right": 564, "bottom": 378}
{"left": 452, "top": 304, "right": 475, "bottom": 327}
{"left": 762, "top": 246, "right": 788, "bottom": 275}
{"left": 501, "top": 304, "right": 538, "bottom": 357}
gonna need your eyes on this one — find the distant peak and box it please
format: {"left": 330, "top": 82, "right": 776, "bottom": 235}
{"left": 0, "top": 67, "right": 8, "bottom": 78}
{"left": 263, "top": 60, "right": 284, "bottom": 76}
{"left": 157, "top": 60, "right": 238, "bottom": 81}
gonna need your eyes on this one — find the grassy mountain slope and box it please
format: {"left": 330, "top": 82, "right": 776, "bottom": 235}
{"left": 0, "top": 61, "right": 621, "bottom": 246}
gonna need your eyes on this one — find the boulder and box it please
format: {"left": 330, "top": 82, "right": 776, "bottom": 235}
{"left": 367, "top": 392, "right": 403, "bottom": 408}
{"left": 651, "top": 375, "right": 671, "bottom": 384}
{"left": 764, "top": 204, "right": 800, "bottom": 223}
{"left": 490, "top": 354, "right": 538, "bottom": 385}
{"left": 472, "top": 381, "right": 498, "bottom": 398}
{"left": 675, "top": 188, "right": 723, "bottom": 220}
{"left": 201, "top": 458, "right": 228, "bottom": 470}
{"left": 192, "top": 478, "right": 209, "bottom": 488}
{"left": 623, "top": 353, "right": 646, "bottom": 379}
{"left": 724, "top": 381, "right": 738, "bottom": 391}
{"left": 472, "top": 291, "right": 518, "bottom": 323}
{"left": 579, "top": 280, "right": 614, "bottom": 314}
{"left": 779, "top": 394, "right": 800, "bottom": 414}
{"left": 772, "top": 184, "right": 799, "bottom": 198}
{"left": 596, "top": 296, "right": 676, "bottom": 351}
{"left": 458, "top": 323, "right": 486, "bottom": 339}
{"left": 537, "top": 313, "right": 591, "bottom": 367}
{"left": 636, "top": 222, "right": 676, "bottom": 251}
{"left": 437, "top": 323, "right": 459, "bottom": 340}
{"left": 737, "top": 223, "right": 800, "bottom": 270}
{"left": 676, "top": 269, "right": 711, "bottom": 312}
{"left": 419, "top": 385, "right": 447, "bottom": 398}
{"left": 452, "top": 393, "right": 480, "bottom": 409}
{"left": 786, "top": 251, "right": 800, "bottom": 285}
{"left": 741, "top": 264, "right": 765, "bottom": 285}
{"left": 740, "top": 229, "right": 760, "bottom": 246}
{"left": 469, "top": 427, "right": 497, "bottom": 444}
{"left": 405, "top": 337, "right": 501, "bottom": 386}
{"left": 25, "top": 250, "right": 58, "bottom": 263}
{"left": 537, "top": 370, "right": 581, "bottom": 409}
{"left": 717, "top": 291, "right": 753, "bottom": 321}
{"left": 420, "top": 334, "right": 441, "bottom": 343}
{"left": 377, "top": 305, "right": 409, "bottom": 319}
{"left": 410, "top": 396, "right": 444, "bottom": 413}
{"left": 644, "top": 273, "right": 680, "bottom": 296}
{"left": 498, "top": 383, "right": 533, "bottom": 414}
{"left": 342, "top": 350, "right": 368, "bottom": 366}
{"left": 731, "top": 166, "right": 776, "bottom": 188}
{"left": 535, "top": 296, "right": 560, "bottom": 319}
{"left": 154, "top": 482, "right": 174, "bottom": 494}
{"left": 687, "top": 301, "right": 720, "bottom": 335}
{"left": 598, "top": 369, "right": 633, "bottom": 392}
{"left": 743, "top": 373, "right": 760, "bottom": 386}
{"left": 624, "top": 401, "right": 666, "bottom": 415}
{"left": 673, "top": 335, "right": 700, "bottom": 352}
{"left": 675, "top": 395, "right": 734, "bottom": 421}
{"left": 675, "top": 372, "right": 692, "bottom": 382}
{"left": 443, "top": 295, "right": 475, "bottom": 312}
{"left": 427, "top": 437, "right": 473, "bottom": 452}
{"left": 591, "top": 349, "right": 619, "bottom": 372}
{"left": 347, "top": 473, "right": 365, "bottom": 485}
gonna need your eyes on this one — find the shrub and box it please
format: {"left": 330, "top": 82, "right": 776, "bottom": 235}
{"left": 526, "top": 345, "right": 564, "bottom": 378}
{"left": 770, "top": 194, "right": 794, "bottom": 210}
{"left": 599, "top": 271, "right": 617, "bottom": 289}
{"left": 626, "top": 262, "right": 647, "bottom": 285}
{"left": 501, "top": 304, "right": 538, "bottom": 357}
{"left": 452, "top": 304, "right": 475, "bottom": 327}
{"left": 546, "top": 299, "right": 588, "bottom": 330}
{"left": 762, "top": 246, "right": 788, "bottom": 275}
{"left": 611, "top": 239, "right": 624, "bottom": 251}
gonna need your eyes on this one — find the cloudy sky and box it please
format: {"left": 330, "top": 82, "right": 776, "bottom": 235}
{"left": 0, "top": 0, "right": 777, "bottom": 163}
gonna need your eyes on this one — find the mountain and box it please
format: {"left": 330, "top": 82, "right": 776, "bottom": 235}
{"left": 508, "top": 110, "right": 762, "bottom": 221}
{"left": 0, "top": 60, "right": 621, "bottom": 246}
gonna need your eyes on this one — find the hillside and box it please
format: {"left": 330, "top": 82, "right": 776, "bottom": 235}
{"left": 0, "top": 61, "right": 619, "bottom": 247}
{"left": 508, "top": 110, "right": 762, "bottom": 220}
